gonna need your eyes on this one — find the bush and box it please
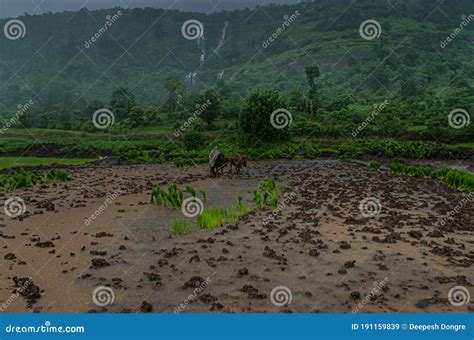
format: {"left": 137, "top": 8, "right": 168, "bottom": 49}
{"left": 239, "top": 89, "right": 290, "bottom": 143}
{"left": 182, "top": 131, "right": 206, "bottom": 151}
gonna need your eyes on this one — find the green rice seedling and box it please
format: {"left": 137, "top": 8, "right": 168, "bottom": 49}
{"left": 164, "top": 182, "right": 182, "bottom": 208}
{"left": 270, "top": 191, "right": 279, "bottom": 208}
{"left": 441, "top": 169, "right": 474, "bottom": 191}
{"left": 252, "top": 189, "right": 262, "bottom": 208}
{"left": 150, "top": 187, "right": 166, "bottom": 205}
{"left": 368, "top": 161, "right": 381, "bottom": 171}
{"left": 227, "top": 205, "right": 239, "bottom": 223}
{"left": 237, "top": 194, "right": 243, "bottom": 207}
{"left": 170, "top": 219, "right": 193, "bottom": 235}
{"left": 151, "top": 183, "right": 204, "bottom": 209}
{"left": 200, "top": 190, "right": 207, "bottom": 202}
{"left": 0, "top": 168, "right": 70, "bottom": 192}
{"left": 56, "top": 169, "right": 70, "bottom": 181}
{"left": 253, "top": 179, "right": 280, "bottom": 208}
{"left": 185, "top": 185, "right": 196, "bottom": 198}
{"left": 263, "top": 191, "right": 269, "bottom": 205}
{"left": 389, "top": 162, "right": 474, "bottom": 192}
{"left": 197, "top": 207, "right": 227, "bottom": 230}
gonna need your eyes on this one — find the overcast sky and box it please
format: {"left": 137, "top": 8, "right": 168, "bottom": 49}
{"left": 0, "top": 0, "right": 300, "bottom": 18}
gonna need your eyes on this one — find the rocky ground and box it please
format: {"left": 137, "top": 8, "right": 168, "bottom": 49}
{"left": 0, "top": 160, "right": 473, "bottom": 313}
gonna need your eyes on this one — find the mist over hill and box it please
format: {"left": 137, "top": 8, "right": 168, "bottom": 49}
{"left": 0, "top": 0, "right": 301, "bottom": 18}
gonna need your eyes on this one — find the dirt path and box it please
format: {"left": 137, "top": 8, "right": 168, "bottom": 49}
{"left": 0, "top": 160, "right": 473, "bottom": 313}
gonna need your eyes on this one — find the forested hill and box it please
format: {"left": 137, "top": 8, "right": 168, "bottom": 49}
{"left": 0, "top": 0, "right": 473, "bottom": 111}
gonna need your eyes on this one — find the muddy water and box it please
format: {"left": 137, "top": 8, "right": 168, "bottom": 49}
{"left": 0, "top": 160, "right": 472, "bottom": 313}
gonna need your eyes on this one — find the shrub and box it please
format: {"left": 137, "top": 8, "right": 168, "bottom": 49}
{"left": 239, "top": 89, "right": 290, "bottom": 143}
{"left": 182, "top": 131, "right": 206, "bottom": 151}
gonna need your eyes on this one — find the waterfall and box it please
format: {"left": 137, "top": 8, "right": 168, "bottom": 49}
{"left": 214, "top": 21, "right": 228, "bottom": 55}
{"left": 217, "top": 70, "right": 225, "bottom": 79}
{"left": 197, "top": 34, "right": 206, "bottom": 65}
{"left": 185, "top": 72, "right": 197, "bottom": 86}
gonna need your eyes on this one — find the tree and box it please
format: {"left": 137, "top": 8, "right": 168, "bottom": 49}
{"left": 84, "top": 100, "right": 105, "bottom": 117}
{"left": 197, "top": 89, "right": 220, "bottom": 127}
{"left": 288, "top": 88, "right": 306, "bottom": 112}
{"left": 128, "top": 106, "right": 145, "bottom": 128}
{"left": 239, "top": 89, "right": 290, "bottom": 142}
{"left": 143, "top": 105, "right": 161, "bottom": 125}
{"left": 305, "top": 65, "right": 320, "bottom": 90}
{"left": 305, "top": 65, "right": 321, "bottom": 114}
{"left": 110, "top": 87, "right": 136, "bottom": 118}
{"left": 164, "top": 77, "right": 185, "bottom": 113}
{"left": 221, "top": 92, "right": 243, "bottom": 119}
{"left": 216, "top": 79, "right": 232, "bottom": 99}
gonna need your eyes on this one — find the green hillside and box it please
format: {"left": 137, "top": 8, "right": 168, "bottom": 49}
{"left": 0, "top": 0, "right": 472, "bottom": 143}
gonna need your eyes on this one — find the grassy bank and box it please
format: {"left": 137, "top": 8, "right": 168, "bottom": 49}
{"left": 0, "top": 157, "right": 95, "bottom": 170}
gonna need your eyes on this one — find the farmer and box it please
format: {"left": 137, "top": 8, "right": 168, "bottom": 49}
{"left": 209, "top": 147, "right": 228, "bottom": 177}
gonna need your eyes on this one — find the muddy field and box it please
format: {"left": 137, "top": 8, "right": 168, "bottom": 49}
{"left": 0, "top": 160, "right": 473, "bottom": 313}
